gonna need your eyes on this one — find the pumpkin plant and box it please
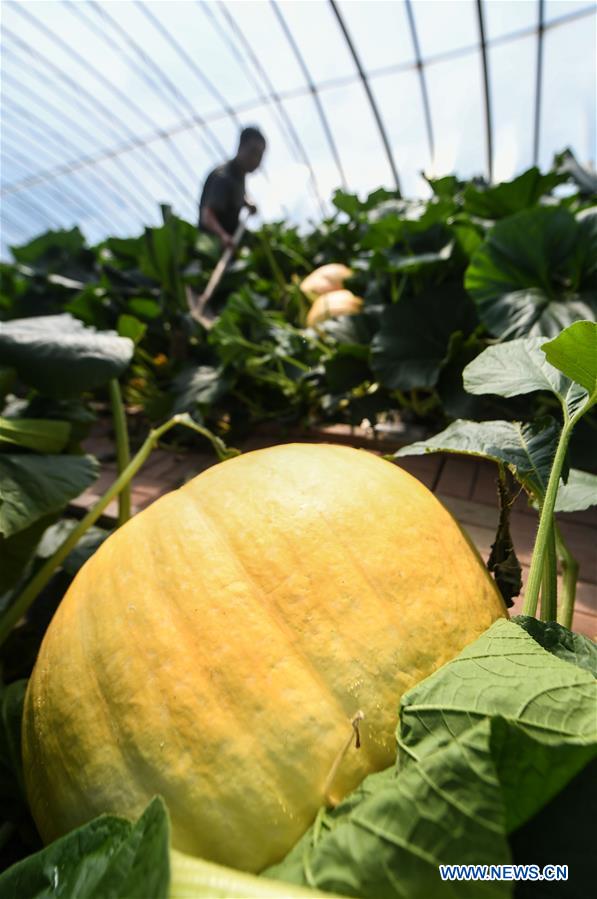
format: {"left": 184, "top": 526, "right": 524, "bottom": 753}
{"left": 0, "top": 322, "right": 595, "bottom": 897}
{"left": 394, "top": 320, "right": 597, "bottom": 627}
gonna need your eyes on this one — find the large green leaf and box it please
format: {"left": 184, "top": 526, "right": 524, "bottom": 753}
{"left": 394, "top": 418, "right": 559, "bottom": 500}
{"left": 0, "top": 512, "right": 59, "bottom": 597}
{"left": 267, "top": 620, "right": 596, "bottom": 899}
{"left": 370, "top": 286, "right": 477, "bottom": 390}
{"left": 513, "top": 616, "right": 597, "bottom": 676}
{"left": 554, "top": 467, "right": 597, "bottom": 512}
{"left": 462, "top": 336, "right": 588, "bottom": 417}
{"left": 0, "top": 417, "right": 71, "bottom": 454}
{"left": 463, "top": 167, "right": 566, "bottom": 220}
{"left": 0, "top": 315, "right": 134, "bottom": 398}
{"left": 9, "top": 228, "right": 95, "bottom": 282}
{"left": 138, "top": 209, "right": 197, "bottom": 311}
{"left": 398, "top": 619, "right": 596, "bottom": 755}
{"left": 324, "top": 348, "right": 371, "bottom": 394}
{"left": 542, "top": 319, "right": 597, "bottom": 399}
{"left": 465, "top": 206, "right": 597, "bottom": 338}
{"left": 397, "top": 419, "right": 596, "bottom": 513}
{"left": 0, "top": 797, "right": 170, "bottom": 899}
{"left": 0, "top": 454, "right": 99, "bottom": 538}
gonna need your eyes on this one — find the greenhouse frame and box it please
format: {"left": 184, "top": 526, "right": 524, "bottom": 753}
{"left": 0, "top": 2, "right": 596, "bottom": 898}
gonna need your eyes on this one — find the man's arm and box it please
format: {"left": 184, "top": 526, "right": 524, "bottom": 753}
{"left": 200, "top": 206, "right": 235, "bottom": 250}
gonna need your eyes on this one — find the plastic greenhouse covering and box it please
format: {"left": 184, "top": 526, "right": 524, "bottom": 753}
{"left": 0, "top": 0, "right": 596, "bottom": 259}
{"left": 2, "top": 2, "right": 597, "bottom": 895}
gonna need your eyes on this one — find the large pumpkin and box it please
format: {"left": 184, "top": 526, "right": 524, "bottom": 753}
{"left": 23, "top": 444, "right": 506, "bottom": 872}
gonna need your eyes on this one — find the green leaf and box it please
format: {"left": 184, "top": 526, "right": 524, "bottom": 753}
{"left": 554, "top": 467, "right": 597, "bottom": 512}
{"left": 462, "top": 336, "right": 588, "bottom": 417}
{"left": 0, "top": 679, "right": 39, "bottom": 869}
{"left": 554, "top": 148, "right": 597, "bottom": 196}
{"left": 399, "top": 619, "right": 596, "bottom": 754}
{"left": 0, "top": 367, "right": 16, "bottom": 402}
{"left": 0, "top": 454, "right": 99, "bottom": 538}
{"left": 324, "top": 349, "right": 371, "bottom": 394}
{"left": 371, "top": 286, "right": 477, "bottom": 391}
{"left": 318, "top": 311, "right": 379, "bottom": 348}
{"left": 10, "top": 228, "right": 93, "bottom": 280}
{"left": 268, "top": 620, "right": 596, "bottom": 899}
{"left": 0, "top": 680, "right": 27, "bottom": 802}
{"left": 0, "top": 418, "right": 71, "bottom": 454}
{"left": 117, "top": 314, "right": 147, "bottom": 346}
{"left": 331, "top": 189, "right": 361, "bottom": 218}
{"left": 138, "top": 214, "right": 196, "bottom": 310}
{"left": 126, "top": 298, "right": 162, "bottom": 321}
{"left": 542, "top": 319, "right": 597, "bottom": 398}
{"left": 0, "top": 797, "right": 170, "bottom": 899}
{"left": 171, "top": 365, "right": 232, "bottom": 414}
{"left": 0, "top": 512, "right": 59, "bottom": 596}
{"left": 394, "top": 418, "right": 559, "bottom": 500}
{"left": 463, "top": 167, "right": 566, "bottom": 219}
{"left": 36, "top": 519, "right": 109, "bottom": 576}
{"left": 464, "top": 206, "right": 597, "bottom": 338}
{"left": 0, "top": 315, "right": 134, "bottom": 399}
{"left": 385, "top": 242, "right": 454, "bottom": 274}
{"left": 513, "top": 616, "right": 597, "bottom": 676}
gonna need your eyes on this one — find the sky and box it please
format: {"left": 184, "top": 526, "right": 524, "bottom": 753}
{"left": 1, "top": 0, "right": 595, "bottom": 259}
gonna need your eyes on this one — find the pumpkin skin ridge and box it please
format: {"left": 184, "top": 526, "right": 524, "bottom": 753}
{"left": 189, "top": 477, "right": 387, "bottom": 818}
{"left": 23, "top": 442, "right": 508, "bottom": 872}
{"left": 122, "top": 490, "right": 324, "bottom": 860}
{"left": 22, "top": 547, "right": 149, "bottom": 839}
{"left": 130, "top": 486, "right": 348, "bottom": 865}
{"left": 163, "top": 491, "right": 349, "bottom": 826}
{"left": 79, "top": 504, "right": 223, "bottom": 839}
{"left": 34, "top": 489, "right": 314, "bottom": 867}
{"left": 196, "top": 484, "right": 371, "bottom": 728}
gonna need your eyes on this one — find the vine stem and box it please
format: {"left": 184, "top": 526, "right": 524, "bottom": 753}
{"left": 108, "top": 379, "right": 131, "bottom": 527}
{"left": 522, "top": 384, "right": 595, "bottom": 619}
{"left": 257, "top": 228, "right": 287, "bottom": 294}
{"left": 555, "top": 526, "right": 579, "bottom": 630}
{"left": 522, "top": 424, "right": 571, "bottom": 618}
{"left": 540, "top": 521, "right": 558, "bottom": 621}
{"left": 0, "top": 415, "right": 237, "bottom": 648}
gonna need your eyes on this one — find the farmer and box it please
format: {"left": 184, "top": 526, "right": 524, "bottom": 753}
{"left": 198, "top": 126, "right": 266, "bottom": 249}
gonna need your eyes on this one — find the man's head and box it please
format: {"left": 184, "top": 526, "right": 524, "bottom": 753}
{"left": 236, "top": 126, "right": 266, "bottom": 173}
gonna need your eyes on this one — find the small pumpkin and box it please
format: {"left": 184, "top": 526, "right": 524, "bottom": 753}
{"left": 306, "top": 289, "right": 363, "bottom": 327}
{"left": 23, "top": 444, "right": 506, "bottom": 872}
{"left": 299, "top": 263, "right": 352, "bottom": 300}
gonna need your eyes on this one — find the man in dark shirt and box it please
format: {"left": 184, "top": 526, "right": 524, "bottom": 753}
{"left": 199, "top": 126, "right": 266, "bottom": 249}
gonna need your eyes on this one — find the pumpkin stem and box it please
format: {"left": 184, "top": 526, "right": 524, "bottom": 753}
{"left": 323, "top": 710, "right": 364, "bottom": 808}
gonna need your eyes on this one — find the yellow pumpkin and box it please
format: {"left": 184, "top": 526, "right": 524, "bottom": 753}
{"left": 300, "top": 263, "right": 352, "bottom": 300}
{"left": 23, "top": 443, "right": 506, "bottom": 873}
{"left": 306, "top": 289, "right": 364, "bottom": 327}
